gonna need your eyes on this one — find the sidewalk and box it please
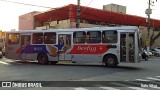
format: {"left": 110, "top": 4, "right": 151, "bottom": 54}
{"left": 150, "top": 57, "right": 160, "bottom": 60}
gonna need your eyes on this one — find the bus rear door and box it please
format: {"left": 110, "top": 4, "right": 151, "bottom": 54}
{"left": 120, "top": 32, "right": 135, "bottom": 63}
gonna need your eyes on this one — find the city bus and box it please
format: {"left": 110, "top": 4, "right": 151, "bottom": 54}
{"left": 5, "top": 26, "right": 141, "bottom": 67}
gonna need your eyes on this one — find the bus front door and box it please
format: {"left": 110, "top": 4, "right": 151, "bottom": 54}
{"left": 120, "top": 32, "right": 135, "bottom": 63}
{"left": 58, "top": 34, "right": 72, "bottom": 61}
{"left": 20, "top": 35, "right": 31, "bottom": 60}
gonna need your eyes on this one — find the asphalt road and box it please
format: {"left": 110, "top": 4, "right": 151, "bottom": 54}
{"left": 0, "top": 57, "right": 160, "bottom": 90}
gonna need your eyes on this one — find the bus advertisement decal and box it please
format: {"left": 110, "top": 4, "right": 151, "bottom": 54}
{"left": 68, "top": 45, "right": 109, "bottom": 54}
{"left": 16, "top": 45, "right": 49, "bottom": 54}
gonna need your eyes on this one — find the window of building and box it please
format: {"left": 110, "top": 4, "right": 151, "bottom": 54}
{"left": 32, "top": 33, "right": 43, "bottom": 44}
{"left": 44, "top": 32, "right": 56, "bottom": 44}
{"left": 8, "top": 33, "right": 19, "bottom": 44}
{"left": 73, "top": 31, "right": 86, "bottom": 44}
{"left": 86, "top": 31, "right": 101, "bottom": 43}
{"left": 102, "top": 30, "right": 117, "bottom": 43}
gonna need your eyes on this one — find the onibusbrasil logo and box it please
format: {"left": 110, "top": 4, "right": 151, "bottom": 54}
{"left": 2, "top": 82, "right": 42, "bottom": 87}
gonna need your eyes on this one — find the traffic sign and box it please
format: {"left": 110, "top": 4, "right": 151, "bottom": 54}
{"left": 146, "top": 38, "right": 150, "bottom": 46}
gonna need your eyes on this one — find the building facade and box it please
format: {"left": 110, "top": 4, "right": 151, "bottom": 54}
{"left": 103, "top": 3, "right": 126, "bottom": 14}
{"left": 19, "top": 11, "right": 41, "bottom": 30}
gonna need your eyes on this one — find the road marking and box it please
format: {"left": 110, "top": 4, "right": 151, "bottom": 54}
{"left": 0, "top": 61, "right": 10, "bottom": 65}
{"left": 146, "top": 77, "right": 160, "bottom": 81}
{"left": 125, "top": 81, "right": 140, "bottom": 85}
{"left": 4, "top": 59, "right": 15, "bottom": 62}
{"left": 99, "top": 87, "right": 120, "bottom": 90}
{"left": 151, "top": 87, "right": 160, "bottom": 89}
{"left": 111, "top": 82, "right": 129, "bottom": 87}
{"left": 74, "top": 87, "right": 88, "bottom": 90}
{"left": 135, "top": 79, "right": 151, "bottom": 81}
{"left": 111, "top": 82, "right": 149, "bottom": 90}
{"left": 128, "top": 87, "right": 149, "bottom": 90}
{"left": 156, "top": 76, "right": 160, "bottom": 78}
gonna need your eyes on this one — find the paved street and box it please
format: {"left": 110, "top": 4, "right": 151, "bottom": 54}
{"left": 0, "top": 57, "right": 160, "bottom": 90}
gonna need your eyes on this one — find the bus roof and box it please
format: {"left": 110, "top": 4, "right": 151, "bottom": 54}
{"left": 6, "top": 26, "right": 138, "bottom": 33}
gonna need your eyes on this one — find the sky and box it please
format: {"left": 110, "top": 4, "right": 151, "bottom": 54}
{"left": 0, "top": 0, "right": 160, "bottom": 31}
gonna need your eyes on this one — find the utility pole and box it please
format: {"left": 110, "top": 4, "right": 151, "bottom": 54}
{"left": 147, "top": 0, "right": 151, "bottom": 39}
{"left": 145, "top": 0, "right": 158, "bottom": 51}
{"left": 145, "top": 0, "right": 152, "bottom": 52}
{"left": 76, "top": 0, "right": 80, "bottom": 28}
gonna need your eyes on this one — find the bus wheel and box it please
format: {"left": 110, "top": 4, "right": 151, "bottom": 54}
{"left": 104, "top": 55, "right": 117, "bottom": 68}
{"left": 50, "top": 61, "right": 58, "bottom": 65}
{"left": 37, "top": 53, "right": 49, "bottom": 64}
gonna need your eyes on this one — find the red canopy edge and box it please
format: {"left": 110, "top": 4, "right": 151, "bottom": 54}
{"left": 34, "top": 4, "right": 160, "bottom": 29}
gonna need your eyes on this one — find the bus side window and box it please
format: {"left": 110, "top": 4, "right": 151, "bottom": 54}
{"left": 32, "top": 33, "right": 43, "bottom": 44}
{"left": 8, "top": 34, "right": 19, "bottom": 44}
{"left": 102, "top": 30, "right": 117, "bottom": 43}
{"left": 66, "top": 36, "right": 71, "bottom": 45}
{"left": 44, "top": 32, "right": 56, "bottom": 44}
{"left": 73, "top": 31, "right": 86, "bottom": 44}
{"left": 87, "top": 31, "right": 101, "bottom": 43}
{"left": 26, "top": 36, "right": 30, "bottom": 45}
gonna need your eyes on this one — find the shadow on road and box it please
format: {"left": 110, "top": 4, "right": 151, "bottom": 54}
{"left": 115, "top": 66, "right": 143, "bottom": 70}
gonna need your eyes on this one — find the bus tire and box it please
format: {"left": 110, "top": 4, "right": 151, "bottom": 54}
{"left": 50, "top": 61, "right": 58, "bottom": 65}
{"left": 37, "top": 53, "right": 49, "bottom": 65}
{"left": 104, "top": 55, "right": 117, "bottom": 68}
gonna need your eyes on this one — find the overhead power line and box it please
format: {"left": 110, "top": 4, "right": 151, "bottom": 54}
{"left": 0, "top": 0, "right": 106, "bottom": 22}
{"left": 0, "top": 0, "right": 53, "bottom": 9}
{"left": 80, "top": 0, "right": 94, "bottom": 15}
{"left": 76, "top": 0, "right": 94, "bottom": 28}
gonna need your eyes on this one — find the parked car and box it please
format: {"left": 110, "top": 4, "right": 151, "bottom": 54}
{"left": 141, "top": 49, "right": 149, "bottom": 61}
{"left": 0, "top": 51, "right": 2, "bottom": 58}
{"left": 155, "top": 47, "right": 160, "bottom": 50}
{"left": 155, "top": 47, "right": 160, "bottom": 51}
{"left": 150, "top": 49, "right": 160, "bottom": 57}
{"left": 148, "top": 51, "right": 154, "bottom": 58}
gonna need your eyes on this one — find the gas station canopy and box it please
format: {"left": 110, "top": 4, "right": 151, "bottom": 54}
{"left": 34, "top": 4, "right": 160, "bottom": 29}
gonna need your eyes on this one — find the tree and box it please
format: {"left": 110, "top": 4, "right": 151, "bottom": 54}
{"left": 150, "top": 27, "right": 160, "bottom": 47}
